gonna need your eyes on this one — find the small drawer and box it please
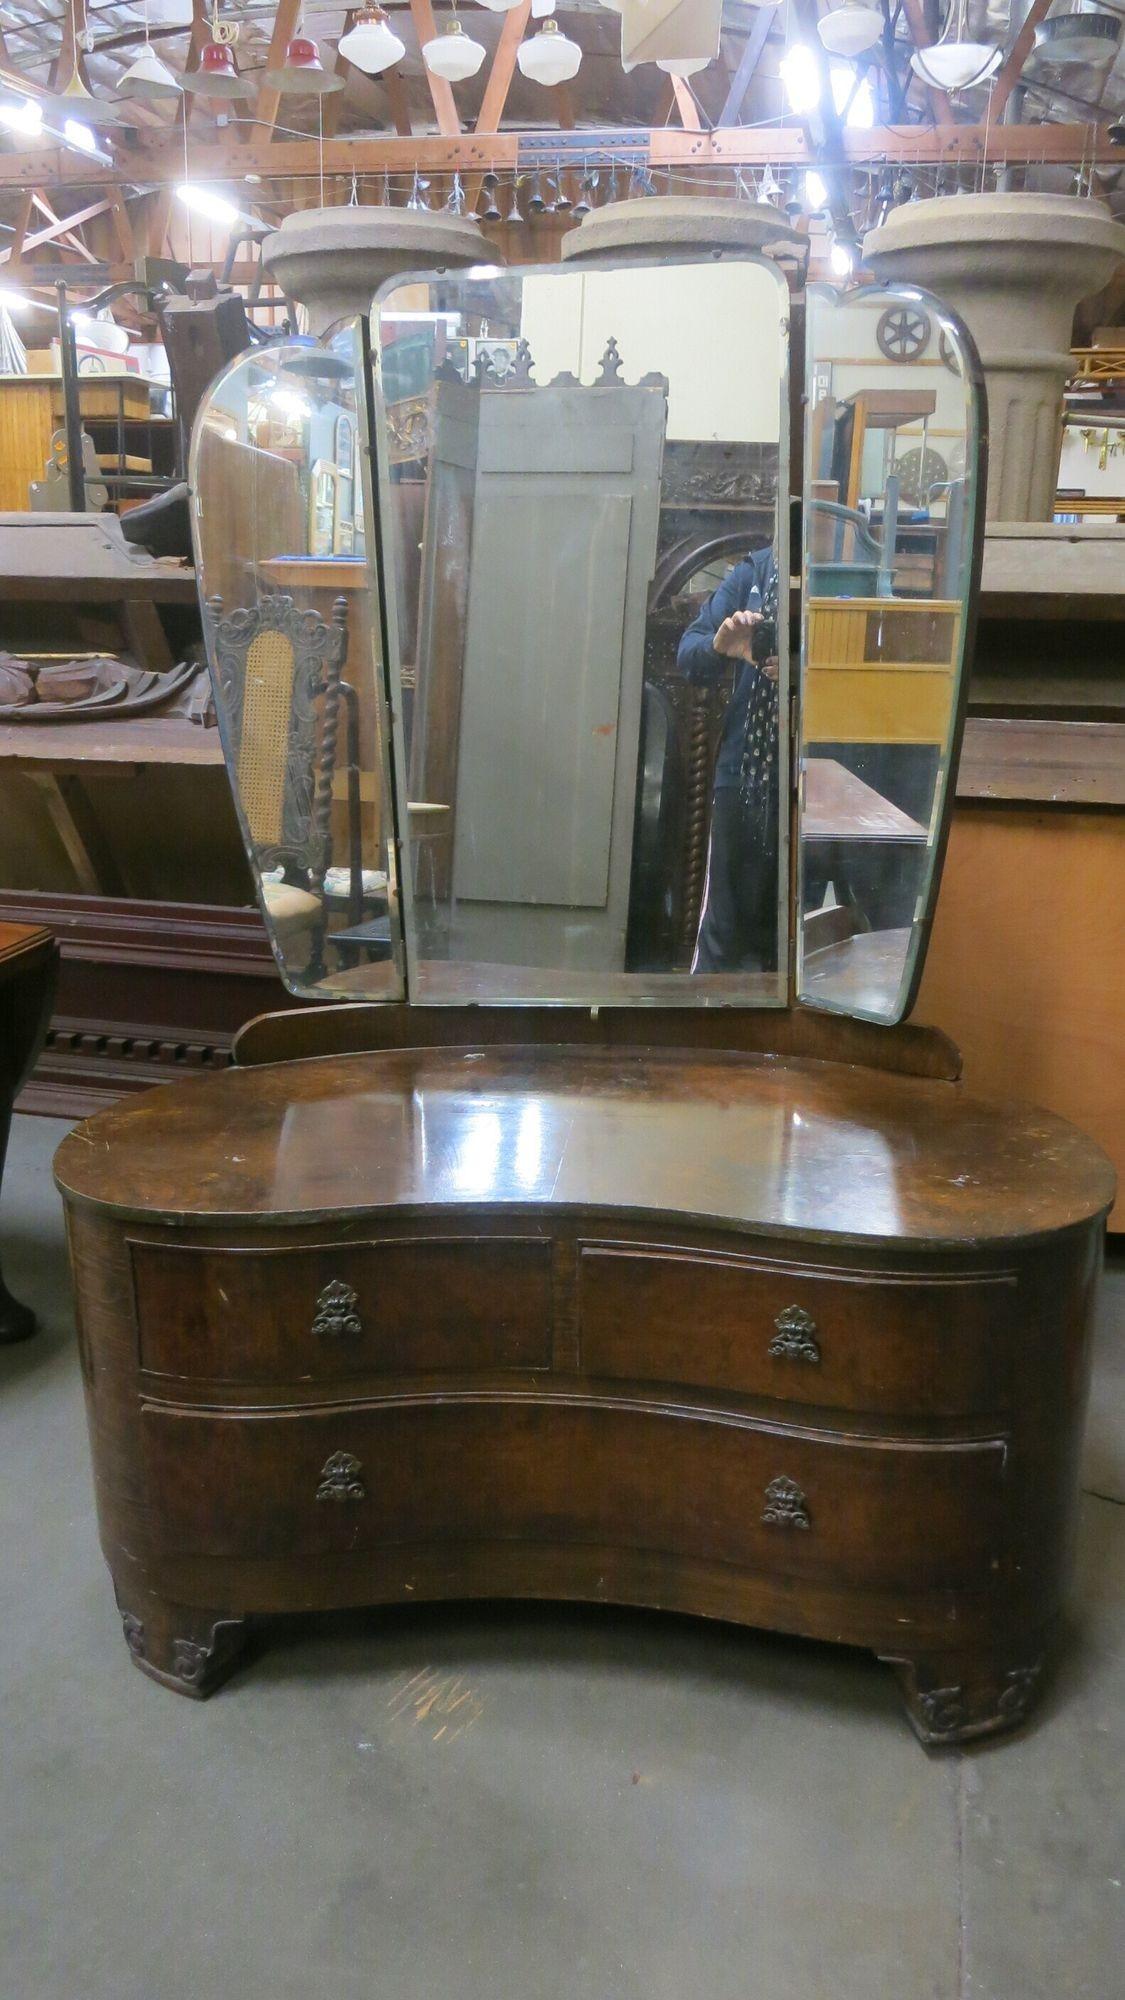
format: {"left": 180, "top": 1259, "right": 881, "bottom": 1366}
{"left": 141, "top": 1397, "right": 1006, "bottom": 1596}
{"left": 131, "top": 1236, "right": 552, "bottom": 1383}
{"left": 577, "top": 1245, "right": 1013, "bottom": 1417}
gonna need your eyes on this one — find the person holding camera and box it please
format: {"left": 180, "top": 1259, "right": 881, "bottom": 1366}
{"left": 676, "top": 546, "right": 781, "bottom": 974}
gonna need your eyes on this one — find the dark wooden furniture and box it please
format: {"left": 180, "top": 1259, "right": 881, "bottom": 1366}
{"left": 0, "top": 920, "right": 59, "bottom": 1340}
{"left": 54, "top": 1022, "right": 1114, "bottom": 1744}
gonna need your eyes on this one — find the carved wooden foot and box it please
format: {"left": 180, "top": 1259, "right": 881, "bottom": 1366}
{"left": 881, "top": 1640, "right": 1048, "bottom": 1748}
{"left": 115, "top": 1589, "right": 250, "bottom": 1699}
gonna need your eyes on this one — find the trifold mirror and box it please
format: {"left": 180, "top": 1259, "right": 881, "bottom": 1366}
{"left": 190, "top": 252, "right": 983, "bottom": 1024}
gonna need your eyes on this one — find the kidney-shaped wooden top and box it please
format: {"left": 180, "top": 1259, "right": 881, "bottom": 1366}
{"left": 53, "top": 1046, "right": 1115, "bottom": 1250}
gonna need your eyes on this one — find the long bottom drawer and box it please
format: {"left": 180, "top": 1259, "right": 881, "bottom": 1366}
{"left": 142, "top": 1397, "right": 1006, "bottom": 1596}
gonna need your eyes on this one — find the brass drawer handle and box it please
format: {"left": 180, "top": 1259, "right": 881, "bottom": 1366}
{"left": 316, "top": 1451, "right": 367, "bottom": 1502}
{"left": 768, "top": 1305, "right": 820, "bottom": 1365}
{"left": 762, "top": 1476, "right": 811, "bottom": 1530}
{"left": 311, "top": 1280, "right": 362, "bottom": 1340}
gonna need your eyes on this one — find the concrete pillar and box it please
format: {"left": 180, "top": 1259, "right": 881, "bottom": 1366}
{"left": 863, "top": 194, "right": 1125, "bottom": 521}
{"left": 261, "top": 206, "right": 493, "bottom": 337}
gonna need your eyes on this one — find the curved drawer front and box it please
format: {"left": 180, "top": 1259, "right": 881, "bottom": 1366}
{"left": 130, "top": 1237, "right": 552, "bottom": 1384}
{"left": 141, "top": 1398, "right": 1006, "bottom": 1595}
{"left": 577, "top": 1245, "right": 1014, "bottom": 1417}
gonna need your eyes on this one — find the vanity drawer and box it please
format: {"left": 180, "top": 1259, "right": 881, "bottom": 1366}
{"left": 141, "top": 1398, "right": 1006, "bottom": 1596}
{"left": 131, "top": 1237, "right": 552, "bottom": 1383}
{"left": 577, "top": 1245, "right": 1013, "bottom": 1417}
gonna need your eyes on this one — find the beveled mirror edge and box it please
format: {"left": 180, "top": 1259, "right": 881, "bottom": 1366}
{"left": 368, "top": 251, "right": 793, "bottom": 1010}
{"left": 793, "top": 280, "right": 989, "bottom": 1029}
{"left": 188, "top": 323, "right": 409, "bottom": 1006}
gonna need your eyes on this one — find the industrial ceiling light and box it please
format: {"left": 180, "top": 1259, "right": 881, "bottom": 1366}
{"left": 176, "top": 182, "right": 243, "bottom": 227}
{"left": 910, "top": 39, "right": 1001, "bottom": 88}
{"left": 805, "top": 169, "right": 829, "bottom": 211}
{"left": 817, "top": 4, "right": 883, "bottom": 57}
{"left": 118, "top": 0, "right": 182, "bottom": 100}
{"left": 423, "top": 19, "right": 486, "bottom": 80}
{"left": 0, "top": 285, "right": 55, "bottom": 313}
{"left": 1034, "top": 10, "right": 1120, "bottom": 66}
{"left": 517, "top": 18, "right": 582, "bottom": 82}
{"left": 338, "top": 5, "right": 406, "bottom": 72}
{"left": 657, "top": 56, "right": 711, "bottom": 75}
{"left": 264, "top": 35, "right": 345, "bottom": 93}
{"left": 779, "top": 44, "right": 821, "bottom": 113}
{"left": 909, "top": 0, "right": 1001, "bottom": 92}
{"left": 475, "top": 0, "right": 527, "bottom": 12}
{"left": 832, "top": 66, "right": 875, "bottom": 127}
{"left": 118, "top": 44, "right": 181, "bottom": 99}
{"left": 182, "top": 39, "right": 245, "bottom": 96}
{"left": 63, "top": 117, "right": 99, "bottom": 152}
{"left": 0, "top": 97, "right": 44, "bottom": 136}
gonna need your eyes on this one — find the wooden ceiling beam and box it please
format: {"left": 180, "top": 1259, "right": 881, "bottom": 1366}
{"left": 254, "top": 0, "right": 304, "bottom": 142}
{"left": 990, "top": 0, "right": 1054, "bottom": 120}
{"left": 409, "top": 0, "right": 461, "bottom": 137}
{"left": 0, "top": 120, "right": 1120, "bottom": 194}
{"left": 670, "top": 77, "right": 703, "bottom": 133}
{"left": 0, "top": 196, "right": 112, "bottom": 265}
{"left": 719, "top": 5, "right": 777, "bottom": 127}
{"left": 475, "top": 1, "right": 532, "bottom": 137}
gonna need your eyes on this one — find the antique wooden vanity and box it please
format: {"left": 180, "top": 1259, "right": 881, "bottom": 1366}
{"left": 55, "top": 205, "right": 1114, "bottom": 1743}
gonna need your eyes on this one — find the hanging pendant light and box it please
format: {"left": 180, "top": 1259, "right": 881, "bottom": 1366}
{"left": 910, "top": 40, "right": 1001, "bottom": 88}
{"left": 182, "top": 39, "right": 245, "bottom": 96}
{"left": 656, "top": 56, "right": 710, "bottom": 75}
{"left": 474, "top": 0, "right": 527, "bottom": 13}
{"left": 44, "top": 68, "right": 122, "bottom": 126}
{"left": 423, "top": 19, "right": 486, "bottom": 81}
{"left": 264, "top": 36, "right": 345, "bottom": 95}
{"left": 118, "top": 43, "right": 181, "bottom": 99}
{"left": 1034, "top": 11, "right": 1120, "bottom": 66}
{"left": 817, "top": 5, "right": 883, "bottom": 57}
{"left": 338, "top": 5, "right": 405, "bottom": 75}
{"left": 517, "top": 17, "right": 582, "bottom": 83}
{"left": 117, "top": 0, "right": 182, "bottom": 100}
{"left": 909, "top": 0, "right": 1001, "bottom": 92}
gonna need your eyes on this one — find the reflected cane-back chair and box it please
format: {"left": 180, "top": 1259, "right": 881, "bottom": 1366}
{"left": 204, "top": 590, "right": 354, "bottom": 979}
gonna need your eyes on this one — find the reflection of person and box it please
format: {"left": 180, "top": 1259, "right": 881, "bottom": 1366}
{"left": 676, "top": 547, "right": 780, "bottom": 973}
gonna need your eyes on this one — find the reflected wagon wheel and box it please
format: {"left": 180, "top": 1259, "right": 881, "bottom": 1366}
{"left": 876, "top": 305, "right": 931, "bottom": 361}
{"left": 939, "top": 330, "right": 961, "bottom": 374}
{"left": 895, "top": 445, "right": 949, "bottom": 507}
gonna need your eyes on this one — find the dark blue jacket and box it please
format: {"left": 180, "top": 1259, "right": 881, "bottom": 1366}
{"left": 676, "top": 549, "right": 777, "bottom": 789}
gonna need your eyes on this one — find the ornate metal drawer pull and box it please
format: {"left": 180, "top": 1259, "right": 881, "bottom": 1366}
{"left": 768, "top": 1305, "right": 821, "bottom": 1365}
{"left": 316, "top": 1451, "right": 367, "bottom": 1502}
{"left": 311, "top": 1280, "right": 362, "bottom": 1340}
{"left": 761, "top": 1475, "right": 811, "bottom": 1530}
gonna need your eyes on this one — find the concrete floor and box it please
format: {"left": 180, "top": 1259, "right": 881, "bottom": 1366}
{"left": 1, "top": 1113, "right": 1121, "bottom": 2000}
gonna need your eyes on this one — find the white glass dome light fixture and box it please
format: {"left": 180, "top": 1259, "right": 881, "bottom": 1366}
{"left": 423, "top": 18, "right": 486, "bottom": 80}
{"left": 909, "top": 0, "right": 1002, "bottom": 91}
{"left": 657, "top": 56, "right": 711, "bottom": 76}
{"left": 517, "top": 17, "right": 582, "bottom": 83}
{"left": 817, "top": 5, "right": 883, "bottom": 58}
{"left": 338, "top": 5, "right": 406, "bottom": 75}
{"left": 475, "top": 0, "right": 528, "bottom": 12}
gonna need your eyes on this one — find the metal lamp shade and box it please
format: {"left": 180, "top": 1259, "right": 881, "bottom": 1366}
{"left": 182, "top": 40, "right": 246, "bottom": 96}
{"left": 263, "top": 37, "right": 345, "bottom": 94}
{"left": 117, "top": 46, "right": 182, "bottom": 100}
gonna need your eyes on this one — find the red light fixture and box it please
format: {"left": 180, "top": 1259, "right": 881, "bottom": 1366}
{"left": 182, "top": 39, "right": 245, "bottom": 97}
{"left": 263, "top": 36, "right": 345, "bottom": 95}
